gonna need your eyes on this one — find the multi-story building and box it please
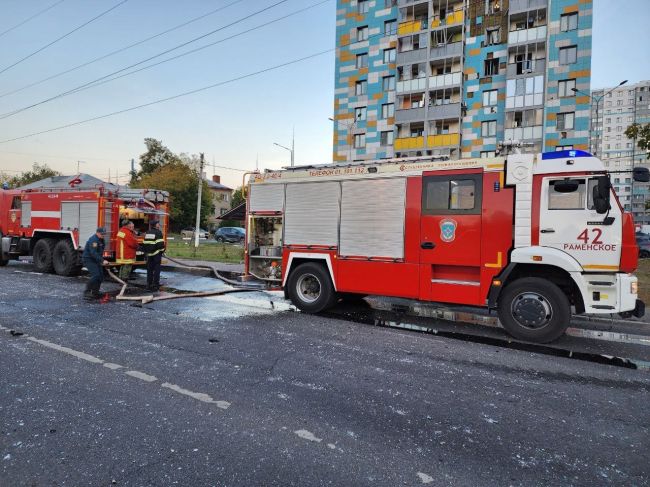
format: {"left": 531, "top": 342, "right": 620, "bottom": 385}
{"left": 206, "top": 175, "right": 233, "bottom": 231}
{"left": 333, "top": 0, "right": 593, "bottom": 161}
{"left": 589, "top": 80, "right": 650, "bottom": 222}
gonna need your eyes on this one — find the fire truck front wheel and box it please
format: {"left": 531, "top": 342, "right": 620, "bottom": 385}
{"left": 32, "top": 238, "right": 56, "bottom": 273}
{"left": 287, "top": 262, "right": 337, "bottom": 313}
{"left": 497, "top": 277, "right": 571, "bottom": 344}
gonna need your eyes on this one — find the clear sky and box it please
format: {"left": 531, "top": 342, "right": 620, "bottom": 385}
{"left": 0, "top": 0, "right": 647, "bottom": 189}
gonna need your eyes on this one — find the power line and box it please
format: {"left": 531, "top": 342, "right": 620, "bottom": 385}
{"left": 0, "top": 0, "right": 130, "bottom": 77}
{"left": 0, "top": 0, "right": 66, "bottom": 40}
{"left": 0, "top": 0, "right": 245, "bottom": 101}
{"left": 4, "top": 0, "right": 332, "bottom": 110}
{"left": 0, "top": 0, "right": 290, "bottom": 120}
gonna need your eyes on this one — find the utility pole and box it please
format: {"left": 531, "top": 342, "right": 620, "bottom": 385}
{"left": 193, "top": 153, "right": 205, "bottom": 251}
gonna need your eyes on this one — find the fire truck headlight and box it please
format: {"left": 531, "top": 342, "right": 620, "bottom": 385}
{"left": 631, "top": 281, "right": 638, "bottom": 295}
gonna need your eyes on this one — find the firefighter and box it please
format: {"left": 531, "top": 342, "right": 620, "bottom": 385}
{"left": 116, "top": 220, "right": 139, "bottom": 280}
{"left": 143, "top": 220, "right": 165, "bottom": 291}
{"left": 83, "top": 227, "right": 108, "bottom": 300}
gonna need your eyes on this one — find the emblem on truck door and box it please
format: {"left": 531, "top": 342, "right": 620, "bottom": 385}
{"left": 440, "top": 219, "right": 457, "bottom": 243}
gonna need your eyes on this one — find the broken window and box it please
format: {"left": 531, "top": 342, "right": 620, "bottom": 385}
{"left": 484, "top": 58, "right": 499, "bottom": 76}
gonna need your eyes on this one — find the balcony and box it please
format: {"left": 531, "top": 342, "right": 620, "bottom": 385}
{"left": 429, "top": 42, "right": 462, "bottom": 61}
{"left": 508, "top": 26, "right": 547, "bottom": 45}
{"left": 431, "top": 9, "right": 464, "bottom": 29}
{"left": 396, "top": 107, "right": 426, "bottom": 122}
{"left": 504, "top": 126, "right": 543, "bottom": 141}
{"left": 398, "top": 18, "right": 427, "bottom": 35}
{"left": 395, "top": 136, "right": 425, "bottom": 150}
{"left": 397, "top": 77, "right": 427, "bottom": 93}
{"left": 429, "top": 71, "right": 462, "bottom": 90}
{"left": 506, "top": 58, "right": 546, "bottom": 77}
{"left": 510, "top": 0, "right": 547, "bottom": 14}
{"left": 428, "top": 133, "right": 460, "bottom": 147}
{"left": 428, "top": 102, "right": 461, "bottom": 120}
{"left": 397, "top": 47, "right": 428, "bottom": 65}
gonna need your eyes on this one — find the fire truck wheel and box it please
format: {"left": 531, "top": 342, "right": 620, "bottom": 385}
{"left": 0, "top": 232, "right": 7, "bottom": 266}
{"left": 497, "top": 277, "right": 570, "bottom": 344}
{"left": 32, "top": 238, "right": 56, "bottom": 273}
{"left": 53, "top": 239, "right": 81, "bottom": 276}
{"left": 287, "top": 262, "right": 336, "bottom": 313}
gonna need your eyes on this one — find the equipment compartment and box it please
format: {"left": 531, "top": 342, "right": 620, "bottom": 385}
{"left": 247, "top": 216, "right": 283, "bottom": 281}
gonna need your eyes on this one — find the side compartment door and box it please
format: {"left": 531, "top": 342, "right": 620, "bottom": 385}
{"left": 419, "top": 171, "right": 483, "bottom": 305}
{"left": 539, "top": 176, "right": 622, "bottom": 271}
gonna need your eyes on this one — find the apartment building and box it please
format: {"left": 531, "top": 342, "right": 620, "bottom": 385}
{"left": 590, "top": 80, "right": 650, "bottom": 222}
{"left": 333, "top": 0, "right": 593, "bottom": 161}
{"left": 206, "top": 175, "right": 233, "bottom": 231}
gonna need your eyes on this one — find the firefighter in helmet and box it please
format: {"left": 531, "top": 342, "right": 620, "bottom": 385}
{"left": 83, "top": 227, "right": 108, "bottom": 300}
{"left": 116, "top": 220, "right": 139, "bottom": 280}
{"left": 143, "top": 220, "right": 165, "bottom": 291}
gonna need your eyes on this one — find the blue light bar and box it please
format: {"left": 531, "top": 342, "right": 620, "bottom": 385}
{"left": 542, "top": 150, "right": 593, "bottom": 160}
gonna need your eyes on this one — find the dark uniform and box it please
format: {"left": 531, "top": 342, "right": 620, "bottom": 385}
{"left": 83, "top": 230, "right": 105, "bottom": 298}
{"left": 143, "top": 222, "right": 165, "bottom": 291}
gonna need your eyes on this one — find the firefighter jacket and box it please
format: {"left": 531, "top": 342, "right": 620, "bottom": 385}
{"left": 116, "top": 226, "right": 139, "bottom": 263}
{"left": 83, "top": 234, "right": 105, "bottom": 265}
{"left": 142, "top": 228, "right": 165, "bottom": 257}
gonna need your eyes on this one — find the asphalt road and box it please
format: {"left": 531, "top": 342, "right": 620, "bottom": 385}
{"left": 1, "top": 262, "right": 649, "bottom": 486}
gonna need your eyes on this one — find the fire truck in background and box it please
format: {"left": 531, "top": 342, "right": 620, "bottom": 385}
{"left": 0, "top": 174, "right": 169, "bottom": 276}
{"left": 245, "top": 150, "right": 648, "bottom": 343}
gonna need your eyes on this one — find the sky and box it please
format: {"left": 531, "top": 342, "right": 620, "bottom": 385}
{"left": 0, "top": 0, "right": 647, "bottom": 189}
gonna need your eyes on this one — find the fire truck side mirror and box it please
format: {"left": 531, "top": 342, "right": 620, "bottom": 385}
{"left": 633, "top": 167, "right": 650, "bottom": 183}
{"left": 593, "top": 175, "right": 612, "bottom": 215}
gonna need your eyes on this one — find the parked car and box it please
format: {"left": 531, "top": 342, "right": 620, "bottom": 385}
{"left": 215, "top": 227, "right": 245, "bottom": 243}
{"left": 637, "top": 233, "right": 650, "bottom": 258}
{"left": 181, "top": 227, "right": 209, "bottom": 239}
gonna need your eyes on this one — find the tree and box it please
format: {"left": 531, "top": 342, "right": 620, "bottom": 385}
{"left": 230, "top": 187, "right": 245, "bottom": 208}
{"left": 7, "top": 163, "right": 60, "bottom": 188}
{"left": 135, "top": 161, "right": 213, "bottom": 232}
{"left": 131, "top": 138, "right": 181, "bottom": 184}
{"left": 625, "top": 123, "right": 650, "bottom": 160}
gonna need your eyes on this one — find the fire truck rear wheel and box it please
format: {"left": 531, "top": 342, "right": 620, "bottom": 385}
{"left": 32, "top": 238, "right": 56, "bottom": 273}
{"left": 0, "top": 231, "right": 7, "bottom": 266}
{"left": 497, "top": 277, "right": 570, "bottom": 344}
{"left": 53, "top": 239, "right": 81, "bottom": 276}
{"left": 287, "top": 262, "right": 336, "bottom": 313}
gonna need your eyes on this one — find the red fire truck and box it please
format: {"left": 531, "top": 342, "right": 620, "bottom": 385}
{"left": 245, "top": 150, "right": 647, "bottom": 343}
{"left": 0, "top": 174, "right": 169, "bottom": 275}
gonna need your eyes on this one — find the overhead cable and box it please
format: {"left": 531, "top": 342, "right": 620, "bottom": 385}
{"left": 0, "top": 0, "right": 245, "bottom": 100}
{"left": 0, "top": 0, "right": 66, "bottom": 40}
{"left": 0, "top": 0, "right": 290, "bottom": 119}
{"left": 0, "top": 0, "right": 130, "bottom": 76}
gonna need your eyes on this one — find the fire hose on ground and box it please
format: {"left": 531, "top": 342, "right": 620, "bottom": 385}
{"left": 106, "top": 253, "right": 254, "bottom": 304}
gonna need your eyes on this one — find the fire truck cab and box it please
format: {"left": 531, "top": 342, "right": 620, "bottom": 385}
{"left": 0, "top": 174, "right": 169, "bottom": 276}
{"left": 245, "top": 150, "right": 647, "bottom": 343}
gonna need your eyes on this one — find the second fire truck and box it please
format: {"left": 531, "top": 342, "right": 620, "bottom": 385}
{"left": 245, "top": 150, "right": 646, "bottom": 343}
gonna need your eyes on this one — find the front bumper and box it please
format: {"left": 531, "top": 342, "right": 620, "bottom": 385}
{"left": 571, "top": 272, "right": 642, "bottom": 315}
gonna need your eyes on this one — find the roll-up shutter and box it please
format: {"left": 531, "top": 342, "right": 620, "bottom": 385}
{"left": 79, "top": 202, "right": 98, "bottom": 245}
{"left": 340, "top": 178, "right": 407, "bottom": 259}
{"left": 249, "top": 184, "right": 284, "bottom": 212}
{"left": 285, "top": 182, "right": 340, "bottom": 246}
{"left": 61, "top": 202, "right": 80, "bottom": 231}
{"left": 21, "top": 201, "right": 31, "bottom": 227}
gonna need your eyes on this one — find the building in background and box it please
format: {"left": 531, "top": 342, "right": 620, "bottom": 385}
{"left": 589, "top": 80, "right": 650, "bottom": 222}
{"left": 206, "top": 175, "right": 232, "bottom": 230}
{"left": 333, "top": 0, "right": 593, "bottom": 161}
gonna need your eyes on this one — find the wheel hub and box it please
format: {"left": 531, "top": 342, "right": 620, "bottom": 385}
{"left": 296, "top": 273, "right": 321, "bottom": 304}
{"left": 511, "top": 292, "right": 553, "bottom": 329}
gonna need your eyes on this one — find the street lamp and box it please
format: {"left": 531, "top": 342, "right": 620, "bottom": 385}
{"left": 273, "top": 127, "right": 295, "bottom": 167}
{"left": 77, "top": 160, "right": 86, "bottom": 174}
{"left": 329, "top": 116, "right": 358, "bottom": 162}
{"left": 572, "top": 79, "right": 627, "bottom": 158}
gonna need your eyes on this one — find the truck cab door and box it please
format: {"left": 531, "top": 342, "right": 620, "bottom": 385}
{"left": 419, "top": 171, "right": 483, "bottom": 305}
{"left": 538, "top": 176, "right": 622, "bottom": 271}
{"left": 7, "top": 196, "right": 21, "bottom": 234}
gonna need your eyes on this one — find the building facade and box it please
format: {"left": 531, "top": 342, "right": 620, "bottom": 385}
{"left": 333, "top": 0, "right": 593, "bottom": 161}
{"left": 206, "top": 175, "right": 233, "bottom": 231}
{"left": 589, "top": 80, "right": 650, "bottom": 222}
